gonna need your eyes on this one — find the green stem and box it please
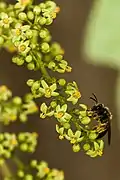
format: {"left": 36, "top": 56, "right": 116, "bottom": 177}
{"left": 1, "top": 162, "right": 12, "bottom": 178}
{"left": 12, "top": 155, "right": 24, "bottom": 169}
{"left": 32, "top": 52, "right": 51, "bottom": 81}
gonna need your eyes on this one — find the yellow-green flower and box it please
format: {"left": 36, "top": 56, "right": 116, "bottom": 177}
{"left": 37, "top": 161, "right": 50, "bottom": 178}
{"left": 17, "top": 40, "right": 30, "bottom": 56}
{"left": 39, "top": 80, "right": 59, "bottom": 98}
{"left": 0, "top": 12, "right": 13, "bottom": 28}
{"left": 54, "top": 104, "right": 72, "bottom": 123}
{"left": 65, "top": 82, "right": 81, "bottom": 104}
{"left": 12, "top": 24, "right": 31, "bottom": 43}
{"left": 40, "top": 103, "right": 54, "bottom": 118}
{"left": 0, "top": 85, "right": 12, "bottom": 101}
{"left": 86, "top": 140, "right": 104, "bottom": 157}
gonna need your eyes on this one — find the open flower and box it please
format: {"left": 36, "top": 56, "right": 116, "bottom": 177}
{"left": 39, "top": 80, "right": 59, "bottom": 98}
{"left": 54, "top": 104, "right": 71, "bottom": 123}
{"left": 12, "top": 24, "right": 31, "bottom": 43}
{"left": 36, "top": 161, "right": 50, "bottom": 178}
{"left": 40, "top": 103, "right": 54, "bottom": 118}
{"left": 17, "top": 40, "right": 30, "bottom": 56}
{"left": 65, "top": 82, "right": 81, "bottom": 104}
{"left": 86, "top": 140, "right": 104, "bottom": 157}
{"left": 0, "top": 12, "right": 13, "bottom": 28}
{"left": 65, "top": 129, "right": 83, "bottom": 144}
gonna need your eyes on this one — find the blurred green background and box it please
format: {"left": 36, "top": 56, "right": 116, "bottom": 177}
{"left": 0, "top": 0, "right": 120, "bottom": 180}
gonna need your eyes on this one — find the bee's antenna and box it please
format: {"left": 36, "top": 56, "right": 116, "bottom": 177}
{"left": 90, "top": 93, "right": 98, "bottom": 103}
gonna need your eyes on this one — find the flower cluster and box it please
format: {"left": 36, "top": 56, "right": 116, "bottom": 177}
{"left": 0, "top": 1, "right": 107, "bottom": 179}
{"left": 12, "top": 160, "right": 64, "bottom": 180}
{"left": 0, "top": 132, "right": 38, "bottom": 165}
{"left": 0, "top": 86, "right": 38, "bottom": 125}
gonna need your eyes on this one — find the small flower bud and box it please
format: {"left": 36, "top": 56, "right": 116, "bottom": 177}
{"left": 27, "top": 11, "right": 34, "bottom": 20}
{"left": 39, "top": 29, "right": 48, "bottom": 39}
{"left": 27, "top": 79, "right": 34, "bottom": 86}
{"left": 89, "top": 132, "right": 97, "bottom": 140}
{"left": 27, "top": 62, "right": 35, "bottom": 70}
{"left": 30, "top": 160, "right": 37, "bottom": 167}
{"left": 17, "top": 170, "right": 24, "bottom": 178}
{"left": 39, "top": 17, "right": 46, "bottom": 25}
{"left": 33, "top": 6, "right": 41, "bottom": 15}
{"left": 58, "top": 79, "right": 66, "bottom": 86}
{"left": 18, "top": 12, "right": 27, "bottom": 20}
{"left": 13, "top": 97, "right": 22, "bottom": 105}
{"left": 20, "top": 143, "right": 28, "bottom": 151}
{"left": 41, "top": 42, "right": 50, "bottom": 53}
{"left": 25, "top": 55, "right": 32, "bottom": 63}
{"left": 83, "top": 143, "right": 90, "bottom": 151}
{"left": 72, "top": 144, "right": 80, "bottom": 152}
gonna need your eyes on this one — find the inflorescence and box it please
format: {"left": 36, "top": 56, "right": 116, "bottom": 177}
{"left": 0, "top": 0, "right": 105, "bottom": 179}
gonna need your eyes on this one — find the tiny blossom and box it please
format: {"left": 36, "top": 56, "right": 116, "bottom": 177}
{"left": 65, "top": 82, "right": 81, "bottom": 104}
{"left": 17, "top": 40, "right": 30, "bottom": 56}
{"left": 86, "top": 140, "right": 104, "bottom": 157}
{"left": 0, "top": 85, "right": 12, "bottom": 101}
{"left": 36, "top": 161, "right": 50, "bottom": 178}
{"left": 40, "top": 103, "right": 54, "bottom": 118}
{"left": 12, "top": 24, "right": 31, "bottom": 43}
{"left": 54, "top": 104, "right": 72, "bottom": 123}
{"left": 0, "top": 12, "right": 13, "bottom": 28}
{"left": 39, "top": 80, "right": 59, "bottom": 98}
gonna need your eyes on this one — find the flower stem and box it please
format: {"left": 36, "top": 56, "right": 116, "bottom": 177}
{"left": 12, "top": 155, "right": 24, "bottom": 169}
{"left": 1, "top": 162, "right": 12, "bottom": 178}
{"left": 32, "top": 52, "right": 51, "bottom": 81}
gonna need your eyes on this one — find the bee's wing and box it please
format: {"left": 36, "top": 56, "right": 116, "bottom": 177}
{"left": 108, "top": 122, "right": 111, "bottom": 145}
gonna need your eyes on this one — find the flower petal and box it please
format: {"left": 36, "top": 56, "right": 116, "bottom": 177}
{"left": 50, "top": 83, "right": 57, "bottom": 91}
{"left": 41, "top": 80, "right": 48, "bottom": 89}
{"left": 61, "top": 104, "right": 67, "bottom": 112}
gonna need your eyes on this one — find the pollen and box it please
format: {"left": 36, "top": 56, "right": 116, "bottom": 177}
{"left": 97, "top": 150, "right": 103, "bottom": 156}
{"left": 19, "top": 44, "right": 26, "bottom": 52}
{"left": 44, "top": 167, "right": 50, "bottom": 173}
{"left": 45, "top": 88, "right": 51, "bottom": 97}
{"left": 55, "top": 6, "right": 60, "bottom": 13}
{"left": 3, "top": 18, "right": 9, "bottom": 24}
{"left": 73, "top": 91, "right": 81, "bottom": 99}
{"left": 16, "top": 29, "right": 21, "bottom": 36}
{"left": 11, "top": 137, "right": 18, "bottom": 145}
{"left": 56, "top": 112, "right": 64, "bottom": 118}
{"left": 52, "top": 12, "right": 56, "bottom": 19}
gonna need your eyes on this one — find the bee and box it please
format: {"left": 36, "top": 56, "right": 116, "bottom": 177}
{"left": 89, "top": 93, "right": 112, "bottom": 145}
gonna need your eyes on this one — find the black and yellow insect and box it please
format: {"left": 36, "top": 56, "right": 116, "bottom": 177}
{"left": 89, "top": 93, "right": 112, "bottom": 145}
